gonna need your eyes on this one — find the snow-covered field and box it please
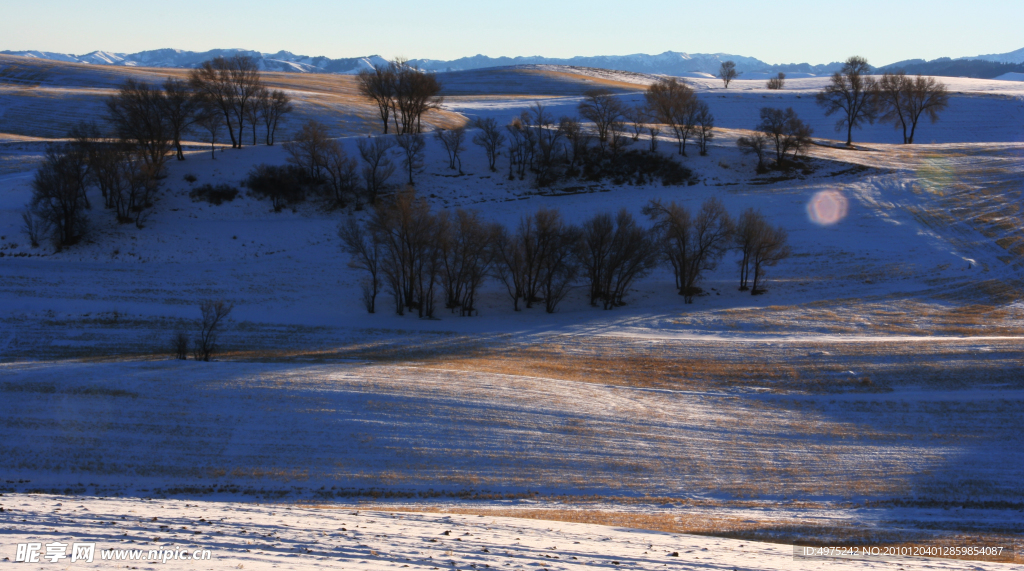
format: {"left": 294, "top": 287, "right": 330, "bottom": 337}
{"left": 1, "top": 61, "right": 1023, "bottom": 567}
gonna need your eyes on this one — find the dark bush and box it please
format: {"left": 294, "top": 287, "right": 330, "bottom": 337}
{"left": 244, "top": 164, "right": 310, "bottom": 211}
{"left": 189, "top": 183, "right": 239, "bottom": 205}
{"left": 183, "top": 173, "right": 197, "bottom": 183}
{"left": 578, "top": 148, "right": 694, "bottom": 186}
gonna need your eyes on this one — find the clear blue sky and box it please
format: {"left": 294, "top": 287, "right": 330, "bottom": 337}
{"left": 3, "top": 0, "right": 1022, "bottom": 66}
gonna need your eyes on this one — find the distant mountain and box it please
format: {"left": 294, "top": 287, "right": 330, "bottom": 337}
{"left": 407, "top": 52, "right": 846, "bottom": 76}
{"left": 877, "top": 57, "right": 1024, "bottom": 79}
{"left": 963, "top": 47, "right": 1024, "bottom": 65}
{"left": 0, "top": 48, "right": 389, "bottom": 74}
{"left": 0, "top": 48, "right": 844, "bottom": 77}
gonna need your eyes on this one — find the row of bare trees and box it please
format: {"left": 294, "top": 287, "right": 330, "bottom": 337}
{"left": 736, "top": 107, "right": 814, "bottom": 172}
{"left": 818, "top": 56, "right": 950, "bottom": 145}
{"left": 342, "top": 192, "right": 791, "bottom": 317}
{"left": 357, "top": 59, "right": 444, "bottom": 135}
{"left": 189, "top": 54, "right": 293, "bottom": 149}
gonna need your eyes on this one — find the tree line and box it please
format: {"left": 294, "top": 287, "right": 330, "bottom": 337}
{"left": 24, "top": 54, "right": 293, "bottom": 247}
{"left": 341, "top": 190, "right": 791, "bottom": 317}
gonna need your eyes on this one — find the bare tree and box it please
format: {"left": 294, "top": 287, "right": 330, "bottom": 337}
{"left": 189, "top": 59, "right": 238, "bottom": 148}
{"left": 624, "top": 105, "right": 648, "bottom": 141}
{"left": 284, "top": 120, "right": 332, "bottom": 180}
{"left": 749, "top": 222, "right": 791, "bottom": 294}
{"left": 21, "top": 209, "right": 50, "bottom": 248}
{"left": 438, "top": 209, "right": 493, "bottom": 316}
{"left": 30, "top": 143, "right": 91, "bottom": 246}
{"left": 434, "top": 126, "right": 466, "bottom": 173}
{"left": 340, "top": 218, "right": 382, "bottom": 313}
{"left": 259, "top": 89, "right": 292, "bottom": 145}
{"left": 368, "top": 189, "right": 440, "bottom": 316}
{"left": 188, "top": 55, "right": 264, "bottom": 148}
{"left": 578, "top": 89, "right": 625, "bottom": 152}
{"left": 643, "top": 77, "right": 700, "bottom": 156}
{"left": 357, "top": 137, "right": 396, "bottom": 205}
{"left": 357, "top": 65, "right": 396, "bottom": 134}
{"left": 693, "top": 100, "right": 715, "bottom": 156}
{"left": 172, "top": 332, "right": 189, "bottom": 360}
{"left": 195, "top": 105, "right": 224, "bottom": 159}
{"left": 644, "top": 197, "right": 733, "bottom": 303}
{"left": 244, "top": 86, "right": 266, "bottom": 146}
{"left": 560, "top": 116, "right": 590, "bottom": 172}
{"left": 578, "top": 210, "right": 658, "bottom": 309}
{"left": 491, "top": 223, "right": 527, "bottom": 311}
{"left": 733, "top": 207, "right": 763, "bottom": 290}
{"left": 394, "top": 132, "right": 426, "bottom": 186}
{"left": 875, "top": 71, "right": 949, "bottom": 144}
{"left": 756, "top": 107, "right": 813, "bottom": 165}
{"left": 323, "top": 140, "right": 360, "bottom": 208}
{"left": 532, "top": 209, "right": 580, "bottom": 313}
{"left": 527, "top": 103, "right": 565, "bottom": 186}
{"left": 736, "top": 132, "right": 770, "bottom": 172}
{"left": 162, "top": 77, "right": 199, "bottom": 160}
{"left": 718, "top": 61, "right": 740, "bottom": 88}
{"left": 472, "top": 117, "right": 506, "bottom": 172}
{"left": 92, "top": 143, "right": 157, "bottom": 226}
{"left": 765, "top": 72, "right": 786, "bottom": 90}
{"left": 106, "top": 79, "right": 171, "bottom": 172}
{"left": 816, "top": 56, "right": 877, "bottom": 146}
{"left": 194, "top": 300, "right": 233, "bottom": 361}
{"left": 645, "top": 78, "right": 698, "bottom": 156}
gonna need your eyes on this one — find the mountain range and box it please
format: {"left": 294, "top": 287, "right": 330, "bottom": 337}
{"left": 3, "top": 47, "right": 1023, "bottom": 78}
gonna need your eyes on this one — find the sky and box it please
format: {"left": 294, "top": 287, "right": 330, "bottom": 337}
{"left": 2, "top": 0, "right": 1022, "bottom": 66}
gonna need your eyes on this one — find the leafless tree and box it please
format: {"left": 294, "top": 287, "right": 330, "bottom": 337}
{"left": 874, "top": 71, "right": 950, "bottom": 144}
{"left": 736, "top": 133, "right": 770, "bottom": 172}
{"left": 749, "top": 222, "right": 791, "bottom": 294}
{"left": 733, "top": 207, "right": 764, "bottom": 291}
{"left": 527, "top": 103, "right": 565, "bottom": 186}
{"left": 195, "top": 105, "right": 224, "bottom": 159}
{"left": 194, "top": 300, "right": 233, "bottom": 361}
{"left": 357, "top": 65, "right": 396, "bottom": 134}
{"left": 644, "top": 197, "right": 734, "bottom": 303}
{"left": 625, "top": 105, "right": 648, "bottom": 141}
{"left": 162, "top": 78, "right": 199, "bottom": 160}
{"left": 259, "top": 89, "right": 292, "bottom": 145}
{"left": 395, "top": 132, "right": 426, "bottom": 186}
{"left": 172, "top": 331, "right": 189, "bottom": 360}
{"left": 766, "top": 72, "right": 786, "bottom": 90}
{"left": 92, "top": 143, "right": 157, "bottom": 226}
{"left": 718, "top": 61, "right": 740, "bottom": 88}
{"left": 816, "top": 56, "right": 877, "bottom": 146}
{"left": 471, "top": 117, "right": 506, "bottom": 172}
{"left": 188, "top": 55, "right": 264, "bottom": 148}
{"left": 491, "top": 223, "right": 527, "bottom": 311}
{"left": 435, "top": 126, "right": 467, "bottom": 173}
{"left": 284, "top": 120, "right": 332, "bottom": 180}
{"left": 438, "top": 209, "right": 493, "bottom": 316}
{"left": 244, "top": 86, "right": 266, "bottom": 146}
{"left": 578, "top": 89, "right": 625, "bottom": 152}
{"left": 30, "top": 143, "right": 91, "bottom": 246}
{"left": 21, "top": 209, "right": 50, "bottom": 248}
{"left": 756, "top": 107, "right": 814, "bottom": 165}
{"left": 505, "top": 117, "right": 528, "bottom": 180}
{"left": 323, "top": 140, "right": 360, "bottom": 208}
{"left": 368, "top": 189, "right": 440, "bottom": 316}
{"left": 646, "top": 120, "right": 661, "bottom": 153}
{"left": 106, "top": 79, "right": 172, "bottom": 172}
{"left": 531, "top": 209, "right": 580, "bottom": 313}
{"left": 340, "top": 217, "right": 382, "bottom": 313}
{"left": 560, "top": 116, "right": 590, "bottom": 171}
{"left": 644, "top": 78, "right": 698, "bottom": 156}
{"left": 357, "top": 137, "right": 396, "bottom": 205}
{"left": 693, "top": 100, "right": 715, "bottom": 156}
{"left": 578, "top": 210, "right": 658, "bottom": 309}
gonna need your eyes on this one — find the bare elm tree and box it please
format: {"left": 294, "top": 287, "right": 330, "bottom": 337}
{"left": 578, "top": 89, "right": 625, "bottom": 152}
{"left": 816, "top": 56, "right": 877, "bottom": 146}
{"left": 718, "top": 61, "right": 740, "bottom": 88}
{"left": 472, "top": 117, "right": 506, "bottom": 172}
{"left": 194, "top": 300, "right": 232, "bottom": 361}
{"left": 875, "top": 71, "right": 949, "bottom": 144}
{"left": 395, "top": 132, "right": 426, "bottom": 186}
{"left": 340, "top": 218, "right": 382, "bottom": 313}
{"left": 434, "top": 126, "right": 466, "bottom": 173}
{"left": 644, "top": 197, "right": 734, "bottom": 303}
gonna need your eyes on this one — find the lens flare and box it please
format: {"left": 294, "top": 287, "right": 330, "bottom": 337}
{"left": 807, "top": 190, "right": 848, "bottom": 226}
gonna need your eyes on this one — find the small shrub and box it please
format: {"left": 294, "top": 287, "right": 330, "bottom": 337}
{"left": 244, "top": 164, "right": 309, "bottom": 211}
{"left": 183, "top": 173, "right": 197, "bottom": 183}
{"left": 189, "top": 183, "right": 239, "bottom": 205}
{"left": 172, "top": 331, "right": 189, "bottom": 360}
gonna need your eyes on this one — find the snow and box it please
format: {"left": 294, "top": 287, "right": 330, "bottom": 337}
{"left": 1, "top": 61, "right": 1024, "bottom": 567}
{"left": 993, "top": 72, "right": 1024, "bottom": 82}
